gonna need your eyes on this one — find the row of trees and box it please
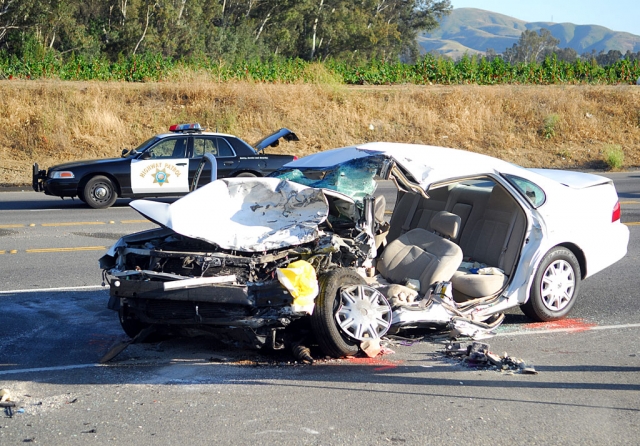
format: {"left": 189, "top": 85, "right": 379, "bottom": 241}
{"left": 487, "top": 29, "right": 640, "bottom": 66}
{"left": 0, "top": 0, "right": 452, "bottom": 63}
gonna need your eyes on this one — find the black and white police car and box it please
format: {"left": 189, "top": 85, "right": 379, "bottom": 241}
{"left": 32, "top": 124, "right": 298, "bottom": 209}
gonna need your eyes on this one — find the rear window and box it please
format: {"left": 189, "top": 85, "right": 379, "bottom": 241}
{"left": 504, "top": 174, "right": 546, "bottom": 208}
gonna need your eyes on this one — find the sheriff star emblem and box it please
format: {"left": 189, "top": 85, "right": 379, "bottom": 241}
{"left": 153, "top": 168, "right": 170, "bottom": 186}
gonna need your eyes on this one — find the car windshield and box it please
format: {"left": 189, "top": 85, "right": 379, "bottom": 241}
{"left": 132, "top": 136, "right": 160, "bottom": 154}
{"left": 273, "top": 156, "right": 381, "bottom": 202}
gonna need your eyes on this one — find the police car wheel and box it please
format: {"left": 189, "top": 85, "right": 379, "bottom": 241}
{"left": 83, "top": 175, "right": 117, "bottom": 209}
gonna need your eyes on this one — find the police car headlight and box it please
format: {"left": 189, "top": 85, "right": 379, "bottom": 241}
{"left": 50, "top": 171, "right": 75, "bottom": 179}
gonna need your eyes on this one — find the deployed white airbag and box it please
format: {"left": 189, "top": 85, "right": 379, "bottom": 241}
{"left": 130, "top": 178, "right": 329, "bottom": 252}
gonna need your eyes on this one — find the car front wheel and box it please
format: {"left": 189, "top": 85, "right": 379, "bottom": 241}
{"left": 311, "top": 269, "right": 391, "bottom": 358}
{"left": 521, "top": 247, "right": 581, "bottom": 322}
{"left": 83, "top": 175, "right": 117, "bottom": 209}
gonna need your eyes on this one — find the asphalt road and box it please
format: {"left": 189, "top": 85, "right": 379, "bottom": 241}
{"left": 0, "top": 173, "right": 639, "bottom": 445}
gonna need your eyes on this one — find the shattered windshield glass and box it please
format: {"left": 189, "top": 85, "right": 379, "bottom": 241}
{"left": 273, "top": 156, "right": 383, "bottom": 202}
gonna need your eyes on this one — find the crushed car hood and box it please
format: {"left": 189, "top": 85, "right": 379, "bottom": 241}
{"left": 129, "top": 177, "right": 329, "bottom": 252}
{"left": 282, "top": 142, "right": 527, "bottom": 191}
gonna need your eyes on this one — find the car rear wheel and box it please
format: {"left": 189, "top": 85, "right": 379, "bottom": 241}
{"left": 311, "top": 269, "right": 391, "bottom": 358}
{"left": 235, "top": 172, "right": 257, "bottom": 177}
{"left": 521, "top": 247, "right": 581, "bottom": 322}
{"left": 83, "top": 175, "right": 117, "bottom": 209}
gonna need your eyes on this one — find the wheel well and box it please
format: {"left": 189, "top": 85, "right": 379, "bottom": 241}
{"left": 78, "top": 173, "right": 121, "bottom": 197}
{"left": 558, "top": 242, "right": 587, "bottom": 279}
{"left": 233, "top": 170, "right": 262, "bottom": 177}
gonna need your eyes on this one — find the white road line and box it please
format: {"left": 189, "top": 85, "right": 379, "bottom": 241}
{"left": 496, "top": 322, "right": 640, "bottom": 337}
{"left": 0, "top": 363, "right": 104, "bottom": 376}
{"left": 0, "top": 285, "right": 106, "bottom": 294}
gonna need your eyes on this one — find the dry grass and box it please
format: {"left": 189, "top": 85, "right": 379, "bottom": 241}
{"left": 1, "top": 80, "right": 640, "bottom": 185}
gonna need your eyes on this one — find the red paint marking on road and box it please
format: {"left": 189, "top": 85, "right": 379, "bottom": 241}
{"left": 341, "top": 356, "right": 401, "bottom": 370}
{"left": 373, "top": 365, "right": 398, "bottom": 372}
{"left": 523, "top": 318, "right": 597, "bottom": 332}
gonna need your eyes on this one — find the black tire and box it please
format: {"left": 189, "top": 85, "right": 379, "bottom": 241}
{"left": 311, "top": 268, "right": 366, "bottom": 358}
{"left": 83, "top": 175, "right": 117, "bottom": 209}
{"left": 118, "top": 306, "right": 149, "bottom": 339}
{"left": 235, "top": 172, "right": 257, "bottom": 178}
{"left": 521, "top": 247, "right": 581, "bottom": 322}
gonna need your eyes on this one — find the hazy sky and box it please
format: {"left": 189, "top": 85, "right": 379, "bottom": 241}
{"left": 451, "top": 1, "right": 640, "bottom": 36}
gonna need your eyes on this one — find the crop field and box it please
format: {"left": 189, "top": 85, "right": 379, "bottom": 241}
{"left": 1, "top": 54, "right": 639, "bottom": 85}
{"left": 1, "top": 79, "right": 639, "bottom": 186}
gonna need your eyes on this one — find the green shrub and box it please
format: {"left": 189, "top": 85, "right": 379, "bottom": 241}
{"left": 542, "top": 114, "right": 560, "bottom": 139}
{"left": 604, "top": 144, "right": 625, "bottom": 170}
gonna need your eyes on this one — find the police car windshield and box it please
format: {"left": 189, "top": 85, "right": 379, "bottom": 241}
{"left": 133, "top": 136, "right": 160, "bottom": 153}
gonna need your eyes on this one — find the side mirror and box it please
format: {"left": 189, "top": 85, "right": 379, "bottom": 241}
{"left": 121, "top": 149, "right": 130, "bottom": 157}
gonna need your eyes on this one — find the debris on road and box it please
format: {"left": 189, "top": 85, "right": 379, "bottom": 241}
{"left": 0, "top": 388, "right": 12, "bottom": 402}
{"left": 444, "top": 341, "right": 538, "bottom": 374}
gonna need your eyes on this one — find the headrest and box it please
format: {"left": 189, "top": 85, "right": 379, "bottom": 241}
{"left": 431, "top": 211, "right": 461, "bottom": 239}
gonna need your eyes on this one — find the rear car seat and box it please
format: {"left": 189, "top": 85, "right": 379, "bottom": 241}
{"left": 378, "top": 211, "right": 463, "bottom": 295}
{"left": 386, "top": 186, "right": 451, "bottom": 243}
{"left": 450, "top": 186, "right": 526, "bottom": 301}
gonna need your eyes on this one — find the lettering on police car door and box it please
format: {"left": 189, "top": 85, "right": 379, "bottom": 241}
{"left": 131, "top": 160, "right": 189, "bottom": 194}
{"left": 139, "top": 162, "right": 182, "bottom": 186}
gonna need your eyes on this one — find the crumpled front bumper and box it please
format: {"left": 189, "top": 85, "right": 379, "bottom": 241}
{"left": 108, "top": 277, "right": 294, "bottom": 328}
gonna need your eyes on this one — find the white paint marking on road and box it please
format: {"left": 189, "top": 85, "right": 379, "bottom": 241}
{"left": 0, "top": 363, "right": 104, "bottom": 376}
{"left": 0, "top": 285, "right": 106, "bottom": 294}
{"left": 496, "top": 322, "right": 640, "bottom": 337}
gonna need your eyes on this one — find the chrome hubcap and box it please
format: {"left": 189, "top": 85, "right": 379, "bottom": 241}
{"left": 540, "top": 259, "right": 575, "bottom": 312}
{"left": 335, "top": 285, "right": 391, "bottom": 341}
{"left": 94, "top": 186, "right": 108, "bottom": 200}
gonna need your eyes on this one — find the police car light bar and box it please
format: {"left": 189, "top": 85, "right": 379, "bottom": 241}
{"left": 169, "top": 123, "right": 203, "bottom": 132}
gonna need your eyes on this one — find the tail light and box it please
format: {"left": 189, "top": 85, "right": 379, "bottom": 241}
{"left": 612, "top": 201, "right": 621, "bottom": 222}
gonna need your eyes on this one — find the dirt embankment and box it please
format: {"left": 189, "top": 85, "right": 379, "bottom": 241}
{"left": 1, "top": 80, "right": 639, "bottom": 185}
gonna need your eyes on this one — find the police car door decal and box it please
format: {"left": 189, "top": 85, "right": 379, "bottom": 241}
{"left": 130, "top": 137, "right": 190, "bottom": 194}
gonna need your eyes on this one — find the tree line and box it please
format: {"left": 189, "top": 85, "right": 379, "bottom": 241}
{"left": 0, "top": 0, "right": 452, "bottom": 63}
{"left": 486, "top": 28, "right": 640, "bottom": 66}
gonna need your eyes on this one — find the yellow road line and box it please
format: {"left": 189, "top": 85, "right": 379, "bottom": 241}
{"left": 620, "top": 200, "right": 639, "bottom": 204}
{"left": 625, "top": 222, "right": 640, "bottom": 226}
{"left": 0, "top": 250, "right": 4, "bottom": 254}
{"left": 25, "top": 246, "right": 107, "bottom": 253}
{"left": 41, "top": 221, "right": 106, "bottom": 227}
{"left": 120, "top": 219, "right": 151, "bottom": 224}
{"left": 0, "top": 224, "right": 24, "bottom": 228}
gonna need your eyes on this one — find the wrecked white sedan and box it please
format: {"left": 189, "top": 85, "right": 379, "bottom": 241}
{"left": 100, "top": 143, "right": 629, "bottom": 358}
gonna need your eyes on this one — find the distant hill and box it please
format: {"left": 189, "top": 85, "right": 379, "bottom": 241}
{"left": 419, "top": 8, "right": 640, "bottom": 59}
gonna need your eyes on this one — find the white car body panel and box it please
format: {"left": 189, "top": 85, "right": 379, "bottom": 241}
{"left": 130, "top": 177, "right": 329, "bottom": 252}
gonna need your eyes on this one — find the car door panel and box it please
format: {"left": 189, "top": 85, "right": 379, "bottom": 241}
{"left": 189, "top": 137, "right": 239, "bottom": 185}
{"left": 131, "top": 137, "right": 190, "bottom": 194}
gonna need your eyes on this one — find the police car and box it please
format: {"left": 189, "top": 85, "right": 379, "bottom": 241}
{"left": 32, "top": 124, "right": 298, "bottom": 209}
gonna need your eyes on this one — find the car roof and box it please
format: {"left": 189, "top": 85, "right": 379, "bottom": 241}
{"left": 284, "top": 142, "right": 530, "bottom": 191}
{"left": 155, "top": 131, "right": 237, "bottom": 139}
